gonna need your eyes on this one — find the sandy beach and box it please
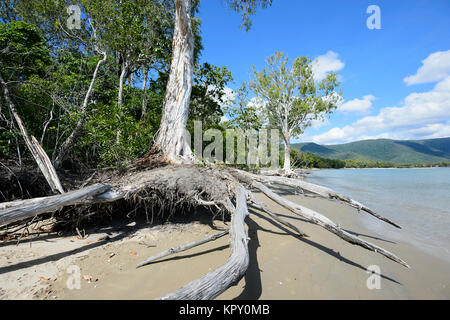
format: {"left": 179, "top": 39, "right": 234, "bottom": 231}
{"left": 1, "top": 184, "right": 449, "bottom": 300}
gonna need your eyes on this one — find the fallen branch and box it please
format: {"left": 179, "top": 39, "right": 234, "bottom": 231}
{"left": 159, "top": 184, "right": 250, "bottom": 300}
{"left": 252, "top": 181, "right": 409, "bottom": 268}
{"left": 137, "top": 229, "right": 229, "bottom": 268}
{"left": 0, "top": 184, "right": 111, "bottom": 227}
{"left": 0, "top": 74, "right": 64, "bottom": 194}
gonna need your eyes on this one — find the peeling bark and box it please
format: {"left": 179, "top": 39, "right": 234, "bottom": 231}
{"left": 152, "top": 0, "right": 194, "bottom": 162}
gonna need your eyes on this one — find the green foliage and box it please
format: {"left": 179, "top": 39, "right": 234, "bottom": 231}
{"left": 286, "top": 149, "right": 345, "bottom": 169}
{"left": 188, "top": 62, "right": 233, "bottom": 131}
{"left": 227, "top": 0, "right": 273, "bottom": 31}
{"left": 0, "top": 1, "right": 269, "bottom": 169}
{"left": 0, "top": 20, "right": 50, "bottom": 79}
{"left": 223, "top": 82, "right": 264, "bottom": 131}
{"left": 250, "top": 51, "right": 341, "bottom": 141}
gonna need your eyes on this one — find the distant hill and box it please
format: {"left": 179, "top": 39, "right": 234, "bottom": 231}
{"left": 292, "top": 137, "right": 450, "bottom": 164}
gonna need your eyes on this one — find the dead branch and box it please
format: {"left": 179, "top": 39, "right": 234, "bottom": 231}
{"left": 137, "top": 229, "right": 229, "bottom": 268}
{"left": 246, "top": 190, "right": 308, "bottom": 237}
{"left": 232, "top": 169, "right": 401, "bottom": 228}
{"left": 252, "top": 181, "right": 409, "bottom": 268}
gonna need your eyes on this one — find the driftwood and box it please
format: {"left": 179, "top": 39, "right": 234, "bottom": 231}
{"left": 137, "top": 229, "right": 229, "bottom": 268}
{"left": 30, "top": 136, "right": 65, "bottom": 193}
{"left": 233, "top": 169, "right": 401, "bottom": 228}
{"left": 246, "top": 190, "right": 308, "bottom": 237}
{"left": 252, "top": 181, "right": 409, "bottom": 268}
{"left": 158, "top": 184, "right": 250, "bottom": 300}
{"left": 0, "top": 164, "right": 412, "bottom": 299}
{"left": 0, "top": 184, "right": 111, "bottom": 227}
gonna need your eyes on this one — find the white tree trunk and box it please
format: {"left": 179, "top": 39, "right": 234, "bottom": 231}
{"left": 283, "top": 136, "right": 291, "bottom": 172}
{"left": 141, "top": 66, "right": 148, "bottom": 119}
{"left": 118, "top": 60, "right": 127, "bottom": 107}
{"left": 0, "top": 74, "right": 64, "bottom": 194}
{"left": 54, "top": 51, "right": 107, "bottom": 168}
{"left": 153, "top": 0, "right": 194, "bottom": 162}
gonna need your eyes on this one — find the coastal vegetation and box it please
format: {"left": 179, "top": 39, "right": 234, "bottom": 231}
{"left": 288, "top": 149, "right": 450, "bottom": 169}
{"left": 292, "top": 137, "right": 450, "bottom": 165}
{"left": 1, "top": 0, "right": 412, "bottom": 300}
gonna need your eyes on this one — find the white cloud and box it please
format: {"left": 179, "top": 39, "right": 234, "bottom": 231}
{"left": 310, "top": 117, "right": 330, "bottom": 129}
{"left": 339, "top": 95, "right": 376, "bottom": 113}
{"left": 210, "top": 86, "right": 235, "bottom": 107}
{"left": 309, "top": 75, "right": 450, "bottom": 144}
{"left": 311, "top": 51, "right": 345, "bottom": 81}
{"left": 403, "top": 50, "right": 450, "bottom": 85}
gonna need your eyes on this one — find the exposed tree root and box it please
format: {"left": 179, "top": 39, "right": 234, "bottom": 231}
{"left": 0, "top": 163, "right": 410, "bottom": 299}
{"left": 251, "top": 181, "right": 409, "bottom": 268}
{"left": 137, "top": 229, "right": 230, "bottom": 268}
{"left": 231, "top": 168, "right": 401, "bottom": 228}
{"left": 158, "top": 184, "right": 249, "bottom": 300}
{"left": 246, "top": 190, "right": 308, "bottom": 237}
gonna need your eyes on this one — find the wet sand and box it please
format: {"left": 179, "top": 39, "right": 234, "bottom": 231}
{"left": 1, "top": 185, "right": 449, "bottom": 300}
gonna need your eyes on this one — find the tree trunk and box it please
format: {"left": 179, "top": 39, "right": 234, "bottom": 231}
{"left": 118, "top": 59, "right": 127, "bottom": 107}
{"left": 116, "top": 60, "right": 128, "bottom": 144}
{"left": 0, "top": 184, "right": 110, "bottom": 227}
{"left": 152, "top": 0, "right": 194, "bottom": 162}
{"left": 283, "top": 136, "right": 291, "bottom": 172}
{"left": 141, "top": 66, "right": 148, "bottom": 119}
{"left": 159, "top": 184, "right": 250, "bottom": 299}
{"left": 54, "top": 51, "right": 107, "bottom": 168}
{"left": 0, "top": 74, "right": 64, "bottom": 194}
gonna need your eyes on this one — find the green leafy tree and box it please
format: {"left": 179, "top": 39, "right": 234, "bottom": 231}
{"left": 250, "top": 51, "right": 342, "bottom": 172}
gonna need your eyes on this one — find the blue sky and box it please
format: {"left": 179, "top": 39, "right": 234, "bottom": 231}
{"left": 197, "top": 0, "right": 450, "bottom": 145}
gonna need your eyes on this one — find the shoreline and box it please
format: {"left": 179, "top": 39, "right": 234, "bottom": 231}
{"left": 1, "top": 183, "right": 449, "bottom": 300}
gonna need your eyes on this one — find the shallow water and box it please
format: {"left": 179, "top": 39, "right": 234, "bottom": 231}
{"left": 306, "top": 168, "right": 450, "bottom": 263}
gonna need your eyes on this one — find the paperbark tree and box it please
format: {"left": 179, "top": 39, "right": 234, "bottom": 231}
{"left": 152, "top": 0, "right": 273, "bottom": 162}
{"left": 250, "top": 52, "right": 342, "bottom": 173}
{"left": 151, "top": 0, "right": 195, "bottom": 162}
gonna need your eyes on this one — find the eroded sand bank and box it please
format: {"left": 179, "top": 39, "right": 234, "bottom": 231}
{"left": 1, "top": 186, "right": 449, "bottom": 299}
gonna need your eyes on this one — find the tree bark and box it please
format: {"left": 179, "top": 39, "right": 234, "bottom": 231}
{"left": 118, "top": 58, "right": 128, "bottom": 107}
{"left": 141, "top": 66, "right": 148, "bottom": 119}
{"left": 152, "top": 0, "right": 194, "bottom": 162}
{"left": 283, "top": 136, "right": 291, "bottom": 172}
{"left": 246, "top": 190, "right": 308, "bottom": 237}
{"left": 158, "top": 184, "right": 250, "bottom": 300}
{"left": 137, "top": 229, "right": 229, "bottom": 268}
{"left": 54, "top": 51, "right": 107, "bottom": 168}
{"left": 0, "top": 184, "right": 110, "bottom": 227}
{"left": 0, "top": 74, "right": 64, "bottom": 194}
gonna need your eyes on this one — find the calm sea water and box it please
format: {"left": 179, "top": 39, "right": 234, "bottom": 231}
{"left": 306, "top": 168, "right": 450, "bottom": 263}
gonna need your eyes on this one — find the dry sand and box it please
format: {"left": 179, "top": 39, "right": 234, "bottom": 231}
{"left": 1, "top": 185, "right": 449, "bottom": 300}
